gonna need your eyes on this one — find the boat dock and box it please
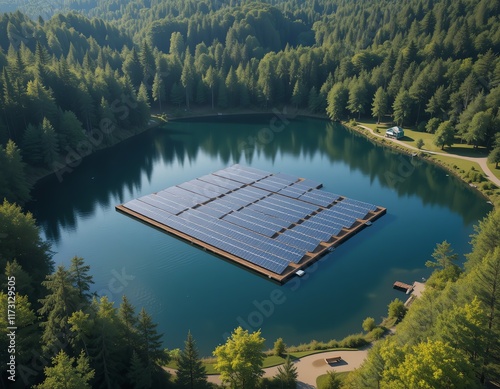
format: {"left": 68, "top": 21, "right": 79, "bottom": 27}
{"left": 393, "top": 281, "right": 414, "bottom": 294}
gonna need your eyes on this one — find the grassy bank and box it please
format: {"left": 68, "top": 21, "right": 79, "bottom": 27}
{"left": 344, "top": 119, "right": 500, "bottom": 205}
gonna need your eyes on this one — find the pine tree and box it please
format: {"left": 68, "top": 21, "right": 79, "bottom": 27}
{"left": 176, "top": 331, "right": 208, "bottom": 389}
{"left": 275, "top": 355, "right": 297, "bottom": 388}
{"left": 393, "top": 88, "right": 413, "bottom": 126}
{"left": 181, "top": 50, "right": 195, "bottom": 109}
{"left": 3, "top": 140, "right": 31, "bottom": 204}
{"left": 326, "top": 83, "right": 348, "bottom": 121}
{"left": 89, "top": 296, "right": 123, "bottom": 389}
{"left": 40, "top": 117, "right": 59, "bottom": 167}
{"left": 119, "top": 295, "right": 139, "bottom": 352}
{"left": 3, "top": 260, "right": 34, "bottom": 297}
{"left": 152, "top": 72, "right": 165, "bottom": 111}
{"left": 203, "top": 66, "right": 217, "bottom": 110}
{"left": 38, "top": 266, "right": 81, "bottom": 354}
{"left": 128, "top": 350, "right": 151, "bottom": 389}
{"left": 22, "top": 123, "right": 43, "bottom": 165}
{"left": 137, "top": 308, "right": 167, "bottom": 371}
{"left": 372, "top": 87, "right": 388, "bottom": 123}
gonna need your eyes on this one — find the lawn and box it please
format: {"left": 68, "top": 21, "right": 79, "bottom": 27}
{"left": 316, "top": 371, "right": 349, "bottom": 388}
{"left": 487, "top": 161, "right": 500, "bottom": 180}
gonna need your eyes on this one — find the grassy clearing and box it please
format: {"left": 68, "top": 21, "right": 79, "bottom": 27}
{"left": 316, "top": 371, "right": 349, "bottom": 388}
{"left": 487, "top": 161, "right": 500, "bottom": 180}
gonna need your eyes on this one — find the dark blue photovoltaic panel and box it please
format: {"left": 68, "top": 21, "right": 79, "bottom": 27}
{"left": 160, "top": 186, "right": 210, "bottom": 206}
{"left": 195, "top": 205, "right": 227, "bottom": 218}
{"left": 238, "top": 186, "right": 269, "bottom": 199}
{"left": 237, "top": 208, "right": 291, "bottom": 230}
{"left": 259, "top": 197, "right": 307, "bottom": 220}
{"left": 192, "top": 179, "right": 231, "bottom": 195}
{"left": 291, "top": 224, "right": 332, "bottom": 242}
{"left": 197, "top": 174, "right": 243, "bottom": 190}
{"left": 178, "top": 181, "right": 222, "bottom": 199}
{"left": 226, "top": 190, "right": 260, "bottom": 204}
{"left": 275, "top": 230, "right": 319, "bottom": 252}
{"left": 267, "top": 193, "right": 319, "bottom": 214}
{"left": 222, "top": 193, "right": 252, "bottom": 208}
{"left": 271, "top": 172, "right": 300, "bottom": 184}
{"left": 213, "top": 169, "right": 255, "bottom": 184}
{"left": 137, "top": 195, "right": 184, "bottom": 214}
{"left": 203, "top": 199, "right": 233, "bottom": 214}
{"left": 124, "top": 199, "right": 173, "bottom": 225}
{"left": 279, "top": 184, "right": 306, "bottom": 199}
{"left": 248, "top": 202, "right": 298, "bottom": 223}
{"left": 230, "top": 164, "right": 270, "bottom": 180}
{"left": 333, "top": 203, "right": 367, "bottom": 219}
{"left": 340, "top": 198, "right": 378, "bottom": 213}
{"left": 298, "top": 191, "right": 335, "bottom": 207}
{"left": 302, "top": 217, "right": 343, "bottom": 236}
{"left": 223, "top": 213, "right": 277, "bottom": 237}
{"left": 295, "top": 178, "right": 322, "bottom": 190}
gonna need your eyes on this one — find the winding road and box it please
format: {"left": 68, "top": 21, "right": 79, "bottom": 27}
{"left": 357, "top": 124, "right": 500, "bottom": 188}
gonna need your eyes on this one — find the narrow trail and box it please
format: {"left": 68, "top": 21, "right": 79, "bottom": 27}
{"left": 357, "top": 125, "right": 500, "bottom": 188}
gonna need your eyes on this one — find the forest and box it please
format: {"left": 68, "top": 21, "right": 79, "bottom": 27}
{"left": 0, "top": 0, "right": 499, "bottom": 205}
{"left": 0, "top": 0, "right": 499, "bottom": 387}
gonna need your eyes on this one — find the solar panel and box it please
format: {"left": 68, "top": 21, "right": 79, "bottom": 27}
{"left": 197, "top": 174, "right": 243, "bottom": 190}
{"left": 118, "top": 164, "right": 384, "bottom": 278}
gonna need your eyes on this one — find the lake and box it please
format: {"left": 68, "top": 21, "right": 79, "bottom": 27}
{"left": 29, "top": 114, "right": 492, "bottom": 356}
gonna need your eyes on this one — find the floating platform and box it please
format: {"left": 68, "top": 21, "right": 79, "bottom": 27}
{"left": 116, "top": 165, "right": 386, "bottom": 284}
{"left": 393, "top": 281, "right": 414, "bottom": 294}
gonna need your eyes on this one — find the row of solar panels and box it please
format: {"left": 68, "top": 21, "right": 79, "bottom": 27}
{"left": 179, "top": 209, "right": 304, "bottom": 262}
{"left": 123, "top": 198, "right": 312, "bottom": 274}
{"left": 340, "top": 198, "right": 378, "bottom": 213}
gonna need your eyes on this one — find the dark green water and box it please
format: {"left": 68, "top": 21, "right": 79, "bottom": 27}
{"left": 29, "top": 115, "right": 492, "bottom": 355}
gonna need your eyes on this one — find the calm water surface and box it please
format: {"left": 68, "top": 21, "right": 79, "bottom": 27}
{"left": 29, "top": 115, "right": 492, "bottom": 355}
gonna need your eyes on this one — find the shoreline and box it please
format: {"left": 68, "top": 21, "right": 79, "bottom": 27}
{"left": 29, "top": 107, "right": 497, "bottom": 207}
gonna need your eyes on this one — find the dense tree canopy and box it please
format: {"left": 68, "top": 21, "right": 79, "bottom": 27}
{"left": 0, "top": 0, "right": 499, "bottom": 203}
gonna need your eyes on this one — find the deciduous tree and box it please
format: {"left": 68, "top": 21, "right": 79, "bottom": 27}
{"left": 213, "top": 326, "right": 265, "bottom": 389}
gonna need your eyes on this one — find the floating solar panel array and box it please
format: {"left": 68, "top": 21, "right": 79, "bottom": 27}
{"left": 119, "top": 165, "right": 381, "bottom": 276}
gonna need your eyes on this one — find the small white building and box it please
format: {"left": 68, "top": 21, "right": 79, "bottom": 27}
{"left": 385, "top": 126, "right": 404, "bottom": 139}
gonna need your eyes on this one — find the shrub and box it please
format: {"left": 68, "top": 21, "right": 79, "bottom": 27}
{"left": 368, "top": 327, "right": 385, "bottom": 340}
{"left": 388, "top": 299, "right": 407, "bottom": 322}
{"left": 416, "top": 138, "right": 424, "bottom": 149}
{"left": 362, "top": 317, "right": 376, "bottom": 332}
{"left": 339, "top": 334, "right": 368, "bottom": 348}
{"left": 273, "top": 338, "right": 286, "bottom": 356}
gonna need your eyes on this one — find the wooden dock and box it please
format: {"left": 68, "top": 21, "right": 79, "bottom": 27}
{"left": 393, "top": 281, "right": 414, "bottom": 294}
{"left": 116, "top": 203, "right": 386, "bottom": 284}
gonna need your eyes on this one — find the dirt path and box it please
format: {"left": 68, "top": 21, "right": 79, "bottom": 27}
{"left": 179, "top": 348, "right": 371, "bottom": 388}
{"left": 357, "top": 125, "right": 500, "bottom": 187}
